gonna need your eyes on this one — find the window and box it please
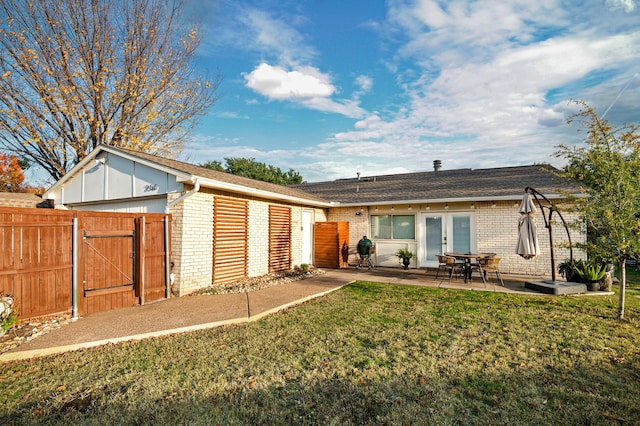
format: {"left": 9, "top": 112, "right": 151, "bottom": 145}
{"left": 371, "top": 214, "right": 415, "bottom": 240}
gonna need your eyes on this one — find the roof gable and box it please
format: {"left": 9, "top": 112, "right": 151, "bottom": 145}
{"left": 44, "top": 145, "right": 331, "bottom": 207}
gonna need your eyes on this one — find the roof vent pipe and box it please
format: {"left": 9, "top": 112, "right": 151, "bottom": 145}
{"left": 357, "top": 171, "right": 361, "bottom": 180}
{"left": 433, "top": 160, "right": 442, "bottom": 171}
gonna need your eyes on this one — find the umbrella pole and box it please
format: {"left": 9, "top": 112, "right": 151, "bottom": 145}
{"left": 525, "top": 187, "right": 574, "bottom": 282}
{"left": 546, "top": 209, "right": 556, "bottom": 282}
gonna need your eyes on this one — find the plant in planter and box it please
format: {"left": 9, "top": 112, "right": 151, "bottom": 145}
{"left": 558, "top": 259, "right": 608, "bottom": 290}
{"left": 558, "top": 259, "right": 577, "bottom": 282}
{"left": 395, "top": 248, "right": 414, "bottom": 270}
{"left": 571, "top": 260, "right": 607, "bottom": 291}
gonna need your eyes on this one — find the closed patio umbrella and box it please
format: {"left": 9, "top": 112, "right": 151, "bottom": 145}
{"left": 515, "top": 192, "right": 540, "bottom": 259}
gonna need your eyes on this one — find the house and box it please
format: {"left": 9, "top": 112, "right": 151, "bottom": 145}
{"left": 42, "top": 144, "right": 333, "bottom": 296}
{"left": 291, "top": 161, "right": 584, "bottom": 277}
{"left": 43, "top": 146, "right": 584, "bottom": 295}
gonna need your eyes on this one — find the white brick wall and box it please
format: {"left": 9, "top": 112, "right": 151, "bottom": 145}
{"left": 248, "top": 200, "right": 269, "bottom": 277}
{"left": 290, "top": 205, "right": 302, "bottom": 267}
{"left": 168, "top": 190, "right": 214, "bottom": 296}
{"left": 326, "top": 202, "right": 585, "bottom": 276}
{"left": 170, "top": 190, "right": 330, "bottom": 294}
{"left": 328, "top": 206, "right": 369, "bottom": 264}
{"left": 168, "top": 192, "right": 584, "bottom": 292}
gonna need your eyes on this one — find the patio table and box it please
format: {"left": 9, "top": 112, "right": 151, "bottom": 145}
{"left": 444, "top": 252, "right": 493, "bottom": 283}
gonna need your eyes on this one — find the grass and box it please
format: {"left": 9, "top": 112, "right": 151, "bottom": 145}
{"left": 1, "top": 281, "right": 640, "bottom": 425}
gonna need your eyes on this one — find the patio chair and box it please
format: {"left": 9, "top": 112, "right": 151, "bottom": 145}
{"left": 473, "top": 256, "right": 504, "bottom": 286}
{"left": 436, "top": 255, "right": 464, "bottom": 286}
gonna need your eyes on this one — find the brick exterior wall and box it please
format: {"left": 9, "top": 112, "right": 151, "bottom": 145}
{"left": 169, "top": 192, "right": 584, "bottom": 293}
{"left": 168, "top": 191, "right": 214, "bottom": 296}
{"left": 328, "top": 206, "right": 370, "bottom": 264}
{"left": 169, "top": 188, "right": 331, "bottom": 295}
{"left": 475, "top": 200, "right": 584, "bottom": 276}
{"left": 327, "top": 201, "right": 585, "bottom": 276}
{"left": 248, "top": 200, "right": 269, "bottom": 277}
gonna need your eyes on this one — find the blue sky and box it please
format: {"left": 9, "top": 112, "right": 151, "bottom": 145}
{"left": 183, "top": 0, "right": 640, "bottom": 182}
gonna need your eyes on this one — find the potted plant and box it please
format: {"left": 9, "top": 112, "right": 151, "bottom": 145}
{"left": 395, "top": 248, "right": 414, "bottom": 269}
{"left": 558, "top": 260, "right": 607, "bottom": 291}
{"left": 558, "top": 259, "right": 577, "bottom": 282}
{"left": 576, "top": 261, "right": 607, "bottom": 291}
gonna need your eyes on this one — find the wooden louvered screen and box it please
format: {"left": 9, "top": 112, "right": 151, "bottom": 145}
{"left": 213, "top": 197, "right": 248, "bottom": 285}
{"left": 269, "top": 205, "right": 291, "bottom": 273}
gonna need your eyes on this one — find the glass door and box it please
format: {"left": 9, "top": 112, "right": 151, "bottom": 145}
{"left": 420, "top": 212, "right": 474, "bottom": 267}
{"left": 425, "top": 215, "right": 443, "bottom": 263}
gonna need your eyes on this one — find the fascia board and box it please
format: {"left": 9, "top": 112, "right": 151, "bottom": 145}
{"left": 42, "top": 147, "right": 102, "bottom": 198}
{"left": 98, "top": 145, "right": 192, "bottom": 182}
{"left": 191, "top": 176, "right": 334, "bottom": 207}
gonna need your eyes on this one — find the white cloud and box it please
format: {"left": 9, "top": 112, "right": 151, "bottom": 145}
{"left": 244, "top": 63, "right": 335, "bottom": 100}
{"left": 216, "top": 111, "right": 249, "bottom": 119}
{"left": 299, "top": 97, "right": 366, "bottom": 119}
{"left": 355, "top": 75, "right": 373, "bottom": 93}
{"left": 239, "top": 8, "right": 316, "bottom": 66}
{"left": 606, "top": 0, "right": 635, "bottom": 12}
{"left": 243, "top": 63, "right": 367, "bottom": 118}
{"left": 327, "top": 0, "right": 640, "bottom": 176}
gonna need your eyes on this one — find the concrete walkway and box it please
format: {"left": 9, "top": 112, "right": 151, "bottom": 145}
{"left": 1, "top": 267, "right": 542, "bottom": 362}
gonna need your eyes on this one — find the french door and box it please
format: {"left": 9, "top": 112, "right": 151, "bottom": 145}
{"left": 420, "top": 212, "right": 475, "bottom": 267}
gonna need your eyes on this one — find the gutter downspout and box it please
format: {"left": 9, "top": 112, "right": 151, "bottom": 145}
{"left": 165, "top": 178, "right": 200, "bottom": 213}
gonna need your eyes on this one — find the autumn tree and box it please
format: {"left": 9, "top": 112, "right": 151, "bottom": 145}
{"left": 0, "top": 152, "right": 25, "bottom": 192}
{"left": 200, "top": 158, "right": 304, "bottom": 185}
{"left": 555, "top": 100, "right": 640, "bottom": 320}
{"left": 0, "top": 0, "right": 220, "bottom": 181}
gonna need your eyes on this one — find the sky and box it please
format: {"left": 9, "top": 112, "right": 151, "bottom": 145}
{"left": 182, "top": 0, "right": 640, "bottom": 183}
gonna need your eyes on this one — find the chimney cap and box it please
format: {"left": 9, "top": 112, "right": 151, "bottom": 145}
{"left": 433, "top": 160, "right": 442, "bottom": 171}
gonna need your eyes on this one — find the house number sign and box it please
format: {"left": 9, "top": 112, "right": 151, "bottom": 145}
{"left": 144, "top": 184, "right": 158, "bottom": 192}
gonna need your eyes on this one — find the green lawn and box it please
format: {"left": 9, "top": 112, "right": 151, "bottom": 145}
{"left": 1, "top": 281, "right": 639, "bottom": 425}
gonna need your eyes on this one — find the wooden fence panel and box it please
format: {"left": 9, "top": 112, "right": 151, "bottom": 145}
{"left": 0, "top": 209, "right": 74, "bottom": 318}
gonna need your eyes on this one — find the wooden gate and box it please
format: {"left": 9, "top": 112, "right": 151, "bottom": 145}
{"left": 82, "top": 229, "right": 136, "bottom": 316}
{"left": 0, "top": 208, "right": 171, "bottom": 319}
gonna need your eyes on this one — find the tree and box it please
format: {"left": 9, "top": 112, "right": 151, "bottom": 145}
{"left": 0, "top": 0, "right": 220, "bottom": 181}
{"left": 0, "top": 152, "right": 26, "bottom": 192}
{"left": 200, "top": 157, "right": 304, "bottom": 185}
{"left": 555, "top": 100, "right": 640, "bottom": 320}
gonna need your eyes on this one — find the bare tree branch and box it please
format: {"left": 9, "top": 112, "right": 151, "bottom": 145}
{"left": 0, "top": 0, "right": 220, "bottom": 181}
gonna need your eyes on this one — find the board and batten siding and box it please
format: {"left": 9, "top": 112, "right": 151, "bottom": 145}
{"left": 52, "top": 152, "right": 182, "bottom": 206}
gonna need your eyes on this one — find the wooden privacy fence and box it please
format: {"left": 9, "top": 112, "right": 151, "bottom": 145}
{"left": 0, "top": 208, "right": 171, "bottom": 320}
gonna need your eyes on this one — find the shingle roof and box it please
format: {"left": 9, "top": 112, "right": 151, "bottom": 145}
{"left": 0, "top": 192, "right": 46, "bottom": 208}
{"left": 291, "top": 164, "right": 581, "bottom": 205}
{"left": 103, "top": 145, "right": 330, "bottom": 205}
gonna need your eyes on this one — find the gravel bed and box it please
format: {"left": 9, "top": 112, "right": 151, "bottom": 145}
{"left": 192, "top": 268, "right": 326, "bottom": 295}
